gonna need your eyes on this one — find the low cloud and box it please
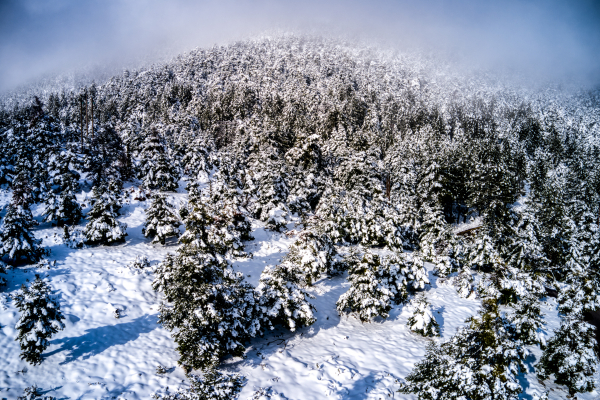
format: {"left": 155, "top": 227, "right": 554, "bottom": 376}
{"left": 1, "top": 0, "right": 599, "bottom": 92}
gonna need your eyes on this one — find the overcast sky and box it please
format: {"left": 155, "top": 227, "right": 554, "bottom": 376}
{"left": 1, "top": 0, "right": 599, "bottom": 92}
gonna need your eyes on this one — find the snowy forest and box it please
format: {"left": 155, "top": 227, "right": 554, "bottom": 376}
{"left": 1, "top": 36, "right": 600, "bottom": 399}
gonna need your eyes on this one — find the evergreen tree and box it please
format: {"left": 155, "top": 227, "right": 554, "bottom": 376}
{"left": 508, "top": 294, "right": 546, "bottom": 346}
{"left": 537, "top": 318, "right": 598, "bottom": 396}
{"left": 143, "top": 194, "right": 181, "bottom": 244}
{"left": 83, "top": 181, "right": 127, "bottom": 245}
{"left": 0, "top": 173, "right": 46, "bottom": 264}
{"left": 419, "top": 203, "right": 450, "bottom": 262}
{"left": 138, "top": 128, "right": 179, "bottom": 191}
{"left": 12, "top": 275, "right": 65, "bottom": 365}
{"left": 153, "top": 246, "right": 258, "bottom": 371}
{"left": 254, "top": 261, "right": 316, "bottom": 332}
{"left": 153, "top": 369, "right": 246, "bottom": 400}
{"left": 407, "top": 293, "right": 440, "bottom": 337}
{"left": 42, "top": 150, "right": 83, "bottom": 226}
{"left": 283, "top": 229, "right": 345, "bottom": 286}
{"left": 337, "top": 252, "right": 425, "bottom": 322}
{"left": 0, "top": 261, "right": 6, "bottom": 288}
{"left": 85, "top": 126, "right": 129, "bottom": 186}
{"left": 400, "top": 301, "right": 527, "bottom": 400}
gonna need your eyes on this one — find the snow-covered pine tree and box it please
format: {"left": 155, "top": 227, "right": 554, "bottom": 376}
{"left": 407, "top": 293, "right": 440, "bottom": 337}
{"left": 508, "top": 294, "right": 546, "bottom": 346}
{"left": 453, "top": 266, "right": 475, "bottom": 298}
{"left": 83, "top": 181, "right": 127, "bottom": 245}
{"left": 85, "top": 125, "right": 129, "bottom": 186}
{"left": 180, "top": 191, "right": 250, "bottom": 258}
{"left": 254, "top": 261, "right": 316, "bottom": 333}
{"left": 42, "top": 189, "right": 83, "bottom": 227}
{"left": 143, "top": 194, "right": 181, "bottom": 245}
{"left": 0, "top": 172, "right": 47, "bottom": 264}
{"left": 283, "top": 229, "right": 345, "bottom": 286}
{"left": 12, "top": 275, "right": 65, "bottom": 365}
{"left": 180, "top": 130, "right": 213, "bottom": 180}
{"left": 153, "top": 245, "right": 258, "bottom": 371}
{"left": 42, "top": 150, "right": 83, "bottom": 227}
{"left": 418, "top": 202, "right": 450, "bottom": 262}
{"left": 336, "top": 252, "right": 421, "bottom": 322}
{"left": 0, "top": 261, "right": 6, "bottom": 288}
{"left": 400, "top": 300, "right": 527, "bottom": 400}
{"left": 138, "top": 128, "right": 179, "bottom": 191}
{"left": 537, "top": 317, "right": 598, "bottom": 396}
{"left": 247, "top": 158, "right": 290, "bottom": 231}
{"left": 153, "top": 368, "right": 246, "bottom": 400}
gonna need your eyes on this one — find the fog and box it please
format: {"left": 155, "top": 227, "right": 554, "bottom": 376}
{"left": 1, "top": 0, "right": 599, "bottom": 92}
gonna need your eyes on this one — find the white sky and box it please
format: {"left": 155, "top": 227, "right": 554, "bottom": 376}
{"left": 0, "top": 0, "right": 599, "bottom": 92}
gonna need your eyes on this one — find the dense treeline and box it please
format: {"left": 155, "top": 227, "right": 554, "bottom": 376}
{"left": 1, "top": 36, "right": 600, "bottom": 399}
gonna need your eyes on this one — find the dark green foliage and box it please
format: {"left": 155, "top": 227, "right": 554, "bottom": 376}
{"left": 537, "top": 318, "right": 598, "bottom": 396}
{"left": 139, "top": 129, "right": 179, "bottom": 191}
{"left": 13, "top": 275, "right": 65, "bottom": 365}
{"left": 143, "top": 194, "right": 181, "bottom": 244}
{"left": 0, "top": 173, "right": 47, "bottom": 264}
{"left": 152, "top": 246, "right": 257, "bottom": 371}
{"left": 83, "top": 181, "right": 127, "bottom": 245}
{"left": 400, "top": 301, "right": 527, "bottom": 400}
{"left": 153, "top": 369, "right": 246, "bottom": 400}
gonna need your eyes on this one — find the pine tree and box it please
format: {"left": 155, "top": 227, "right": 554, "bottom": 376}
{"left": 153, "top": 246, "right": 258, "bottom": 371}
{"left": 453, "top": 266, "right": 475, "bottom": 298}
{"left": 83, "top": 181, "right": 127, "bottom": 245}
{"left": 537, "top": 317, "right": 598, "bottom": 396}
{"left": 419, "top": 203, "right": 450, "bottom": 262}
{"left": 0, "top": 261, "right": 7, "bottom": 288}
{"left": 336, "top": 252, "right": 423, "bottom": 322}
{"left": 138, "top": 129, "right": 179, "bottom": 191}
{"left": 42, "top": 150, "right": 83, "bottom": 227}
{"left": 12, "top": 275, "right": 65, "bottom": 365}
{"left": 400, "top": 301, "right": 527, "bottom": 400}
{"left": 153, "top": 369, "right": 246, "bottom": 400}
{"left": 0, "top": 173, "right": 47, "bottom": 264}
{"left": 143, "top": 194, "right": 181, "bottom": 244}
{"left": 407, "top": 293, "right": 440, "bottom": 337}
{"left": 508, "top": 294, "right": 546, "bottom": 346}
{"left": 283, "top": 229, "right": 345, "bottom": 286}
{"left": 254, "top": 262, "right": 316, "bottom": 332}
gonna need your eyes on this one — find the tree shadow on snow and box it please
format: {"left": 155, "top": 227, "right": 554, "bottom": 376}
{"left": 46, "top": 314, "right": 159, "bottom": 364}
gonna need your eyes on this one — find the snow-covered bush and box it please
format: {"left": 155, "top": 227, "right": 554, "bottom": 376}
{"left": 254, "top": 262, "right": 316, "bottom": 332}
{"left": 12, "top": 275, "right": 65, "bottom": 365}
{"left": 153, "top": 246, "right": 258, "bottom": 371}
{"left": 400, "top": 301, "right": 527, "bottom": 400}
{"left": 17, "top": 385, "right": 56, "bottom": 400}
{"left": 62, "top": 226, "right": 86, "bottom": 249}
{"left": 83, "top": 181, "right": 127, "bottom": 245}
{"left": 407, "top": 293, "right": 440, "bottom": 337}
{"left": 153, "top": 369, "right": 246, "bottom": 400}
{"left": 337, "top": 252, "right": 425, "bottom": 322}
{"left": 143, "top": 194, "right": 181, "bottom": 244}
{"left": 537, "top": 318, "right": 598, "bottom": 396}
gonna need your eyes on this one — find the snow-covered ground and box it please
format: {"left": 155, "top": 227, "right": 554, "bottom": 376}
{"left": 0, "top": 186, "right": 597, "bottom": 400}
